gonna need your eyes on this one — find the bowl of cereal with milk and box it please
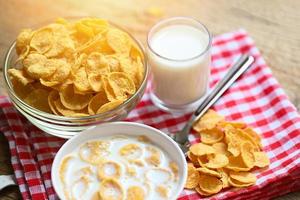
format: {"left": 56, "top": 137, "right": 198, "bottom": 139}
{"left": 3, "top": 17, "right": 148, "bottom": 138}
{"left": 51, "top": 122, "right": 187, "bottom": 200}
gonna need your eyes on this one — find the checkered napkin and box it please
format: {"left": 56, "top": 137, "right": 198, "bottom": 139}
{"left": 1, "top": 29, "right": 300, "bottom": 200}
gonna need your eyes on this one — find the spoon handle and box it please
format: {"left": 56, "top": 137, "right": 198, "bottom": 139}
{"left": 0, "top": 175, "right": 16, "bottom": 191}
{"left": 175, "top": 54, "right": 254, "bottom": 144}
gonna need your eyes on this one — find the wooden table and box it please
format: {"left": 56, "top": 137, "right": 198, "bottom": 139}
{"left": 0, "top": 0, "right": 299, "bottom": 199}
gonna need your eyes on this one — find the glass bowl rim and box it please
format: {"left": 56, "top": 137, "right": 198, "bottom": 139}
{"left": 3, "top": 16, "right": 149, "bottom": 121}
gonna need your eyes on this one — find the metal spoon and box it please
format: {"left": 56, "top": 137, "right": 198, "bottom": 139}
{"left": 0, "top": 175, "right": 16, "bottom": 191}
{"left": 168, "top": 54, "right": 255, "bottom": 155}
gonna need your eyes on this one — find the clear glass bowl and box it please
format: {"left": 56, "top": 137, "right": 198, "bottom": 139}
{"left": 3, "top": 21, "right": 148, "bottom": 138}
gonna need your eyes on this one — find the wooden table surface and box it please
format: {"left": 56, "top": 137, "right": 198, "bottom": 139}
{"left": 0, "top": 0, "right": 299, "bottom": 199}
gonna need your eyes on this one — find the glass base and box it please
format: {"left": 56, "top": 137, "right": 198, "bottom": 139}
{"left": 150, "top": 92, "right": 208, "bottom": 113}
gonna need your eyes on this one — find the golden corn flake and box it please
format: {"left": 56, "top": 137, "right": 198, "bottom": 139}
{"left": 169, "top": 161, "right": 179, "bottom": 179}
{"left": 229, "top": 171, "right": 256, "bottom": 184}
{"left": 42, "top": 24, "right": 75, "bottom": 58}
{"left": 96, "top": 99, "right": 124, "bottom": 114}
{"left": 226, "top": 125, "right": 260, "bottom": 152}
{"left": 119, "top": 144, "right": 142, "bottom": 160}
{"left": 8, "top": 68, "right": 34, "bottom": 86}
{"left": 98, "top": 161, "right": 122, "bottom": 180}
{"left": 189, "top": 143, "right": 215, "bottom": 156}
{"left": 59, "top": 84, "right": 92, "bottom": 110}
{"left": 197, "top": 155, "right": 209, "bottom": 168}
{"left": 54, "top": 98, "right": 89, "bottom": 117}
{"left": 228, "top": 177, "right": 254, "bottom": 188}
{"left": 129, "top": 159, "right": 145, "bottom": 167}
{"left": 79, "top": 140, "right": 110, "bottom": 164}
{"left": 187, "top": 151, "right": 200, "bottom": 167}
{"left": 226, "top": 155, "right": 250, "bottom": 172}
{"left": 199, "top": 128, "right": 224, "bottom": 144}
{"left": 156, "top": 185, "right": 169, "bottom": 198}
{"left": 88, "top": 74, "right": 103, "bottom": 92}
{"left": 243, "top": 127, "right": 263, "bottom": 149}
{"left": 88, "top": 91, "right": 109, "bottom": 115}
{"left": 145, "top": 146, "right": 161, "bottom": 167}
{"left": 185, "top": 163, "right": 199, "bottom": 189}
{"left": 48, "top": 90, "right": 61, "bottom": 115}
{"left": 212, "top": 142, "right": 231, "bottom": 156}
{"left": 16, "top": 29, "right": 33, "bottom": 55}
{"left": 86, "top": 52, "right": 110, "bottom": 75}
{"left": 196, "top": 167, "right": 221, "bottom": 178}
{"left": 241, "top": 142, "right": 255, "bottom": 169}
{"left": 224, "top": 126, "right": 242, "bottom": 157}
{"left": 108, "top": 72, "right": 136, "bottom": 97}
{"left": 205, "top": 154, "right": 229, "bottom": 169}
{"left": 195, "top": 186, "right": 212, "bottom": 196}
{"left": 59, "top": 155, "right": 75, "bottom": 200}
{"left": 218, "top": 121, "right": 247, "bottom": 129}
{"left": 23, "top": 54, "right": 55, "bottom": 79}
{"left": 102, "top": 72, "right": 135, "bottom": 102}
{"left": 193, "top": 109, "right": 224, "bottom": 132}
{"left": 198, "top": 174, "right": 223, "bottom": 194}
{"left": 73, "top": 67, "right": 92, "bottom": 93}
{"left": 106, "top": 28, "right": 131, "bottom": 54}
{"left": 71, "top": 53, "right": 87, "bottom": 74}
{"left": 126, "top": 186, "right": 145, "bottom": 200}
{"left": 125, "top": 165, "right": 136, "bottom": 177}
{"left": 101, "top": 75, "right": 117, "bottom": 102}
{"left": 254, "top": 152, "right": 270, "bottom": 168}
{"left": 99, "top": 178, "right": 124, "bottom": 200}
{"left": 81, "top": 18, "right": 108, "bottom": 34}
{"left": 118, "top": 56, "right": 137, "bottom": 80}
{"left": 238, "top": 129, "right": 261, "bottom": 152}
{"left": 40, "top": 59, "right": 71, "bottom": 86}
{"left": 217, "top": 168, "right": 230, "bottom": 188}
{"left": 106, "top": 55, "right": 121, "bottom": 72}
{"left": 15, "top": 46, "right": 30, "bottom": 63}
{"left": 30, "top": 28, "right": 53, "bottom": 54}
{"left": 11, "top": 18, "right": 144, "bottom": 116}
{"left": 59, "top": 155, "right": 75, "bottom": 186}
{"left": 74, "top": 20, "right": 94, "bottom": 41}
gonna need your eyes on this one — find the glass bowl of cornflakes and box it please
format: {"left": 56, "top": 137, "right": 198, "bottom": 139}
{"left": 3, "top": 17, "right": 148, "bottom": 138}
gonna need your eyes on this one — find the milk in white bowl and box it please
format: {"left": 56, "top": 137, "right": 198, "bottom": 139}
{"left": 147, "top": 17, "right": 211, "bottom": 112}
{"left": 51, "top": 122, "right": 187, "bottom": 200}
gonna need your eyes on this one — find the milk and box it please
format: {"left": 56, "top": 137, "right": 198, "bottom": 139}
{"left": 59, "top": 135, "right": 180, "bottom": 200}
{"left": 148, "top": 19, "right": 211, "bottom": 111}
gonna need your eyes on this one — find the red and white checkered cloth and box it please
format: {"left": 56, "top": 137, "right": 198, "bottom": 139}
{"left": 1, "top": 29, "right": 300, "bottom": 200}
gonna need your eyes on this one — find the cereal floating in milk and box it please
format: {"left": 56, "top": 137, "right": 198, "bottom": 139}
{"left": 58, "top": 135, "right": 180, "bottom": 200}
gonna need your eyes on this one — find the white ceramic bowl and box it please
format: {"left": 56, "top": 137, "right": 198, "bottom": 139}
{"left": 51, "top": 122, "right": 187, "bottom": 200}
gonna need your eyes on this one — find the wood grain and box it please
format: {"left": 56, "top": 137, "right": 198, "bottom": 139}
{"left": 0, "top": 0, "right": 299, "bottom": 199}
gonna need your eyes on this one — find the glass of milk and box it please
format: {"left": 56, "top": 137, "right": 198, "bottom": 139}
{"left": 147, "top": 17, "right": 212, "bottom": 112}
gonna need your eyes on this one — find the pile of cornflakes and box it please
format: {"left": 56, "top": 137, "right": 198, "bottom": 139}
{"left": 185, "top": 109, "right": 270, "bottom": 196}
{"left": 8, "top": 18, "right": 144, "bottom": 117}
